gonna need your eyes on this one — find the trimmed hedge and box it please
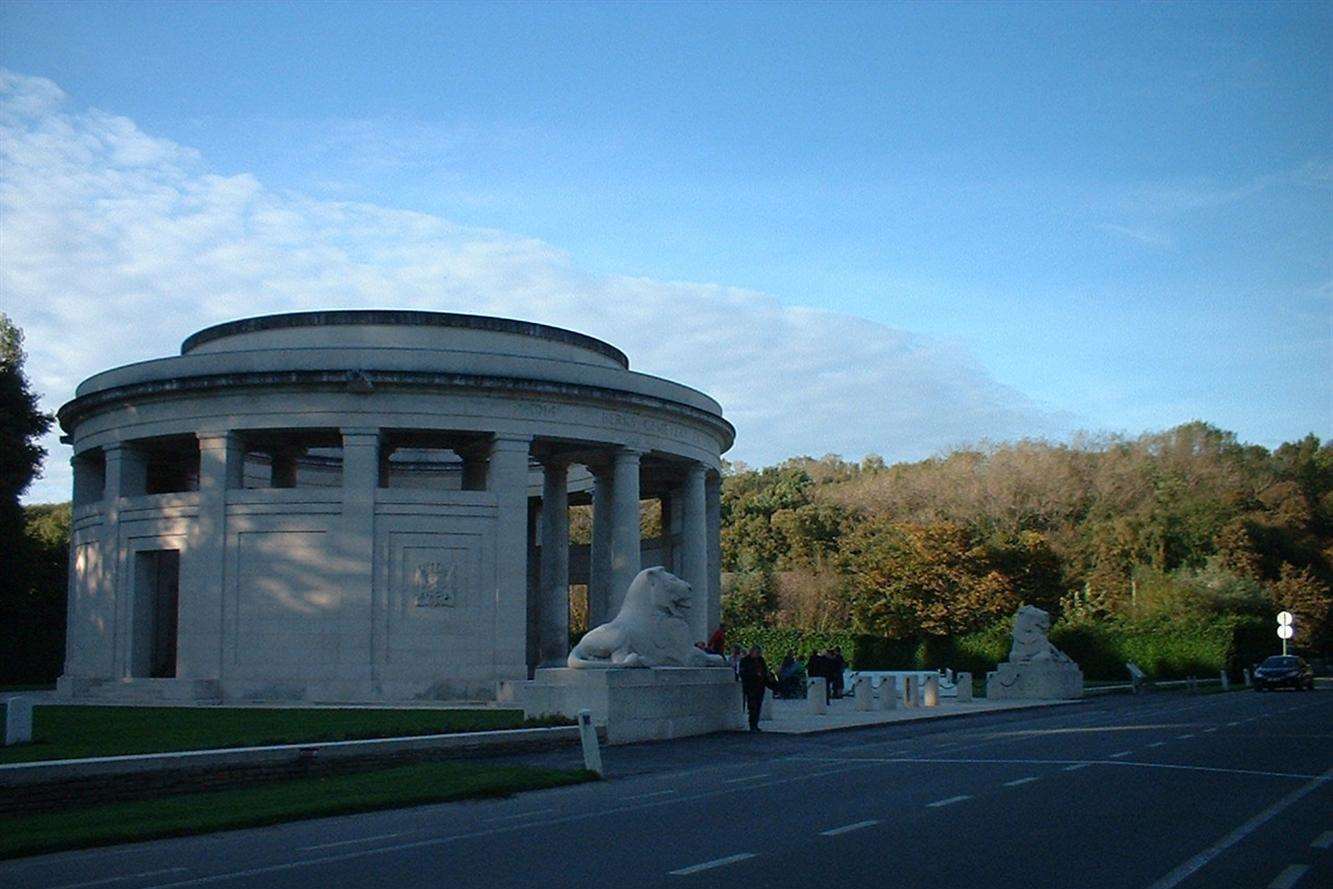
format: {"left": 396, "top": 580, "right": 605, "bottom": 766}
{"left": 730, "top": 614, "right": 1271, "bottom": 681}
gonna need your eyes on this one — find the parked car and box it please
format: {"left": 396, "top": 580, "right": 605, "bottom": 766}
{"left": 1253, "top": 655, "right": 1315, "bottom": 691}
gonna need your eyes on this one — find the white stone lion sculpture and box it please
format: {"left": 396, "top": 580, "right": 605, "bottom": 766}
{"left": 1008, "top": 604, "right": 1072, "bottom": 663}
{"left": 568, "top": 566, "right": 727, "bottom": 669}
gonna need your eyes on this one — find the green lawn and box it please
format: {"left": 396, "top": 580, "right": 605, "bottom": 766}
{"left": 1, "top": 760, "right": 596, "bottom": 859}
{"left": 0, "top": 705, "right": 571, "bottom": 765}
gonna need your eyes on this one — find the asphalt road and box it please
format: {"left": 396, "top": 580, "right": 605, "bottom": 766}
{"left": 5, "top": 687, "right": 1331, "bottom": 889}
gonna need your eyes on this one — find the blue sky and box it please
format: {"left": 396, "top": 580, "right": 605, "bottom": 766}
{"left": 1, "top": 1, "right": 1329, "bottom": 501}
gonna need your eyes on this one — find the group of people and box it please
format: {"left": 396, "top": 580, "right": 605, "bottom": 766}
{"left": 704, "top": 625, "right": 852, "bottom": 732}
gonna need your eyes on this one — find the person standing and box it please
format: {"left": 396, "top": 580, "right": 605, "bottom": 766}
{"left": 738, "top": 645, "right": 775, "bottom": 732}
{"left": 706, "top": 622, "right": 727, "bottom": 655}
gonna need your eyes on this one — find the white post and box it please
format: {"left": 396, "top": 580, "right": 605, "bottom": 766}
{"left": 854, "top": 675, "right": 873, "bottom": 711}
{"left": 807, "top": 677, "right": 827, "bottom": 714}
{"left": 3, "top": 697, "right": 33, "bottom": 745}
{"left": 1219, "top": 669, "right": 1230, "bottom": 691}
{"left": 577, "top": 709, "right": 603, "bottom": 777}
{"left": 923, "top": 675, "right": 940, "bottom": 707}
{"left": 955, "top": 672, "right": 973, "bottom": 703}
{"left": 1243, "top": 668, "right": 1252, "bottom": 687}
{"left": 878, "top": 676, "right": 897, "bottom": 710}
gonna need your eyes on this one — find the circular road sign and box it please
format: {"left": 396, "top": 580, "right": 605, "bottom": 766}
{"left": 1277, "top": 625, "right": 1294, "bottom": 640}
{"left": 1277, "top": 611, "right": 1294, "bottom": 626}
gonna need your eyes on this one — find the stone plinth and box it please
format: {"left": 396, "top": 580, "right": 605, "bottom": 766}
{"left": 986, "top": 660, "right": 1083, "bottom": 700}
{"left": 498, "top": 666, "right": 742, "bottom": 745}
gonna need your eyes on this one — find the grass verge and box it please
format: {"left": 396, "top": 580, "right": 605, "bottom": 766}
{"left": 0, "top": 706, "right": 572, "bottom": 765}
{"left": 1, "top": 760, "right": 596, "bottom": 859}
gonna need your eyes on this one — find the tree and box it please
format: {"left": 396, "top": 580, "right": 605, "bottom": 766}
{"left": 1266, "top": 563, "right": 1332, "bottom": 652}
{"left": 0, "top": 314, "right": 53, "bottom": 536}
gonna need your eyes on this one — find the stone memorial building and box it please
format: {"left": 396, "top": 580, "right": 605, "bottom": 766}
{"left": 55, "top": 311, "right": 733, "bottom": 703}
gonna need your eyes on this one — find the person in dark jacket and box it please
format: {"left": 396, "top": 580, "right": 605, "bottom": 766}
{"left": 830, "top": 647, "right": 847, "bottom": 698}
{"left": 806, "top": 649, "right": 829, "bottom": 703}
{"left": 738, "top": 645, "right": 775, "bottom": 732}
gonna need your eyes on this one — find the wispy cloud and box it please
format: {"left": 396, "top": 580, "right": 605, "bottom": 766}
{"left": 0, "top": 70, "right": 1068, "bottom": 502}
{"left": 1095, "top": 222, "right": 1176, "bottom": 250}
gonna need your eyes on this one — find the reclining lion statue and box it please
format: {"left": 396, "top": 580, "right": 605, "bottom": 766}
{"left": 987, "top": 604, "right": 1082, "bottom": 699}
{"left": 568, "top": 566, "right": 727, "bottom": 669}
{"left": 1008, "top": 604, "right": 1073, "bottom": 663}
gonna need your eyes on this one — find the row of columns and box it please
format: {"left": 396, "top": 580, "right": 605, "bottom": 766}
{"left": 74, "top": 430, "right": 720, "bottom": 682}
{"left": 534, "top": 449, "right": 719, "bottom": 669}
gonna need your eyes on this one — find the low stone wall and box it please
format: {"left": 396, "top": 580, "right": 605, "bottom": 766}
{"left": 0, "top": 726, "right": 592, "bottom": 816}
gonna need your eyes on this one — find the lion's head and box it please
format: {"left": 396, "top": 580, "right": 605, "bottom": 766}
{"left": 1011, "top": 604, "right": 1052, "bottom": 658}
{"left": 622, "top": 566, "right": 693, "bottom": 623}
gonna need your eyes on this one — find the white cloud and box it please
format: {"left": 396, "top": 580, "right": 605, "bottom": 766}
{"left": 0, "top": 70, "right": 1068, "bottom": 503}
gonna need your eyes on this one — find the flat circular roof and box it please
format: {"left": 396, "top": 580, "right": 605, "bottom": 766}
{"left": 180, "top": 310, "right": 630, "bottom": 368}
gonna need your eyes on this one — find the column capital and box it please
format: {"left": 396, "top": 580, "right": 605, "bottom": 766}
{"left": 489, "top": 433, "right": 533, "bottom": 453}
{"left": 196, "top": 431, "right": 239, "bottom": 447}
{"left": 340, "top": 427, "right": 381, "bottom": 443}
{"left": 684, "top": 461, "right": 707, "bottom": 481}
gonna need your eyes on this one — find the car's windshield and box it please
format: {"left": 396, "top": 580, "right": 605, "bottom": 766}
{"left": 1260, "top": 656, "right": 1299, "bottom": 668}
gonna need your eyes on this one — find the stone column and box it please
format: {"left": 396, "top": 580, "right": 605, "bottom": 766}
{"left": 103, "top": 443, "right": 147, "bottom": 678}
{"left": 340, "top": 428, "right": 380, "bottom": 686}
{"left": 538, "top": 460, "right": 570, "bottom": 667}
{"left": 588, "top": 465, "right": 613, "bottom": 627}
{"left": 608, "top": 448, "right": 642, "bottom": 615}
{"left": 705, "top": 470, "right": 722, "bottom": 636}
{"left": 679, "top": 464, "right": 709, "bottom": 644}
{"left": 488, "top": 434, "right": 533, "bottom": 681}
{"left": 182, "top": 432, "right": 242, "bottom": 679}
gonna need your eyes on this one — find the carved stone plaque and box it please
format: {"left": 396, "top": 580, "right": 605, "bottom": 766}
{"left": 413, "top": 560, "right": 457, "bottom": 607}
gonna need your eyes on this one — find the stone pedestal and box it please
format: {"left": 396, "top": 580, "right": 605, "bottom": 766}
{"left": 498, "top": 667, "right": 742, "bottom": 745}
{"left": 986, "top": 660, "right": 1083, "bottom": 700}
{"left": 878, "top": 676, "right": 897, "bottom": 710}
{"left": 955, "top": 672, "right": 973, "bottom": 703}
{"left": 807, "top": 677, "right": 828, "bottom": 714}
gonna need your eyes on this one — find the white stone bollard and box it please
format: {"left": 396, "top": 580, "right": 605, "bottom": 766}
{"left": 955, "top": 672, "right": 973, "bottom": 703}
{"left": 923, "top": 675, "right": 940, "bottom": 707}
{"left": 807, "top": 677, "right": 828, "bottom": 715}
{"left": 902, "top": 675, "right": 917, "bottom": 708}
{"left": 854, "top": 675, "right": 874, "bottom": 711}
{"left": 1219, "top": 670, "right": 1230, "bottom": 691}
{"left": 878, "top": 676, "right": 897, "bottom": 710}
{"left": 577, "top": 709, "right": 603, "bottom": 777}
{"left": 760, "top": 687, "right": 774, "bottom": 721}
{"left": 3, "top": 697, "right": 33, "bottom": 746}
{"left": 1243, "top": 668, "right": 1252, "bottom": 687}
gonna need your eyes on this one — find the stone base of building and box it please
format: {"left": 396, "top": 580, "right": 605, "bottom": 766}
{"left": 498, "top": 666, "right": 744, "bottom": 744}
{"left": 55, "top": 676, "right": 506, "bottom": 705}
{"left": 986, "top": 661, "right": 1084, "bottom": 700}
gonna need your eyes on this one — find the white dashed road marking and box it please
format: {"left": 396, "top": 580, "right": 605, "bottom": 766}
{"left": 622, "top": 789, "right": 677, "bottom": 801}
{"left": 926, "top": 795, "right": 971, "bottom": 808}
{"left": 1148, "top": 742, "right": 1166, "bottom": 748}
{"left": 1003, "top": 776, "right": 1039, "bottom": 787}
{"left": 1062, "top": 763, "right": 1091, "bottom": 771}
{"left": 51, "top": 870, "right": 189, "bottom": 889}
{"left": 1268, "top": 864, "right": 1309, "bottom": 889}
{"left": 298, "top": 832, "right": 405, "bottom": 851}
{"left": 723, "top": 773, "right": 772, "bottom": 784}
{"left": 1109, "top": 750, "right": 1132, "bottom": 758}
{"left": 820, "top": 820, "right": 880, "bottom": 836}
{"left": 1177, "top": 734, "right": 1195, "bottom": 739}
{"left": 670, "top": 853, "right": 757, "bottom": 875}
{"left": 481, "top": 809, "right": 557, "bottom": 823}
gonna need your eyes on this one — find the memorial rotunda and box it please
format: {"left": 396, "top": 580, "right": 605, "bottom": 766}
{"left": 55, "top": 311, "right": 733, "bottom": 703}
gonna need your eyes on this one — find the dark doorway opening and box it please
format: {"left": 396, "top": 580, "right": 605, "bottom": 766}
{"left": 132, "top": 549, "right": 180, "bottom": 678}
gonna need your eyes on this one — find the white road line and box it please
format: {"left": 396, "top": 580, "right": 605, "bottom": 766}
{"left": 1145, "top": 766, "right": 1333, "bottom": 889}
{"left": 51, "top": 870, "right": 188, "bottom": 889}
{"left": 926, "top": 795, "right": 971, "bottom": 808}
{"left": 1203, "top": 727, "right": 1218, "bottom": 733}
{"left": 621, "top": 789, "right": 677, "bottom": 801}
{"left": 723, "top": 773, "right": 771, "bottom": 784}
{"left": 1268, "top": 864, "right": 1310, "bottom": 889}
{"left": 481, "top": 808, "right": 557, "bottom": 822}
{"left": 1147, "top": 742, "right": 1166, "bottom": 748}
{"left": 1003, "top": 776, "right": 1039, "bottom": 787}
{"left": 1312, "top": 830, "right": 1333, "bottom": 849}
{"left": 820, "top": 819, "right": 880, "bottom": 836}
{"left": 1109, "top": 750, "right": 1133, "bottom": 758}
{"left": 1227, "top": 721, "right": 1240, "bottom": 727}
{"left": 1177, "top": 734, "right": 1195, "bottom": 739}
{"left": 297, "top": 832, "right": 405, "bottom": 852}
{"left": 1063, "top": 763, "right": 1091, "bottom": 771}
{"left": 669, "top": 853, "right": 757, "bottom": 875}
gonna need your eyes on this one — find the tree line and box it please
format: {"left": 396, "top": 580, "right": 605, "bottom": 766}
{"left": 721, "top": 423, "right": 1332, "bottom": 655}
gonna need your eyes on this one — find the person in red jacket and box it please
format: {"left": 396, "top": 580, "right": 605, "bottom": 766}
{"left": 706, "top": 622, "right": 727, "bottom": 655}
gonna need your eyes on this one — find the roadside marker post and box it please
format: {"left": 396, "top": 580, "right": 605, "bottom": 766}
{"left": 577, "top": 709, "right": 603, "bottom": 777}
